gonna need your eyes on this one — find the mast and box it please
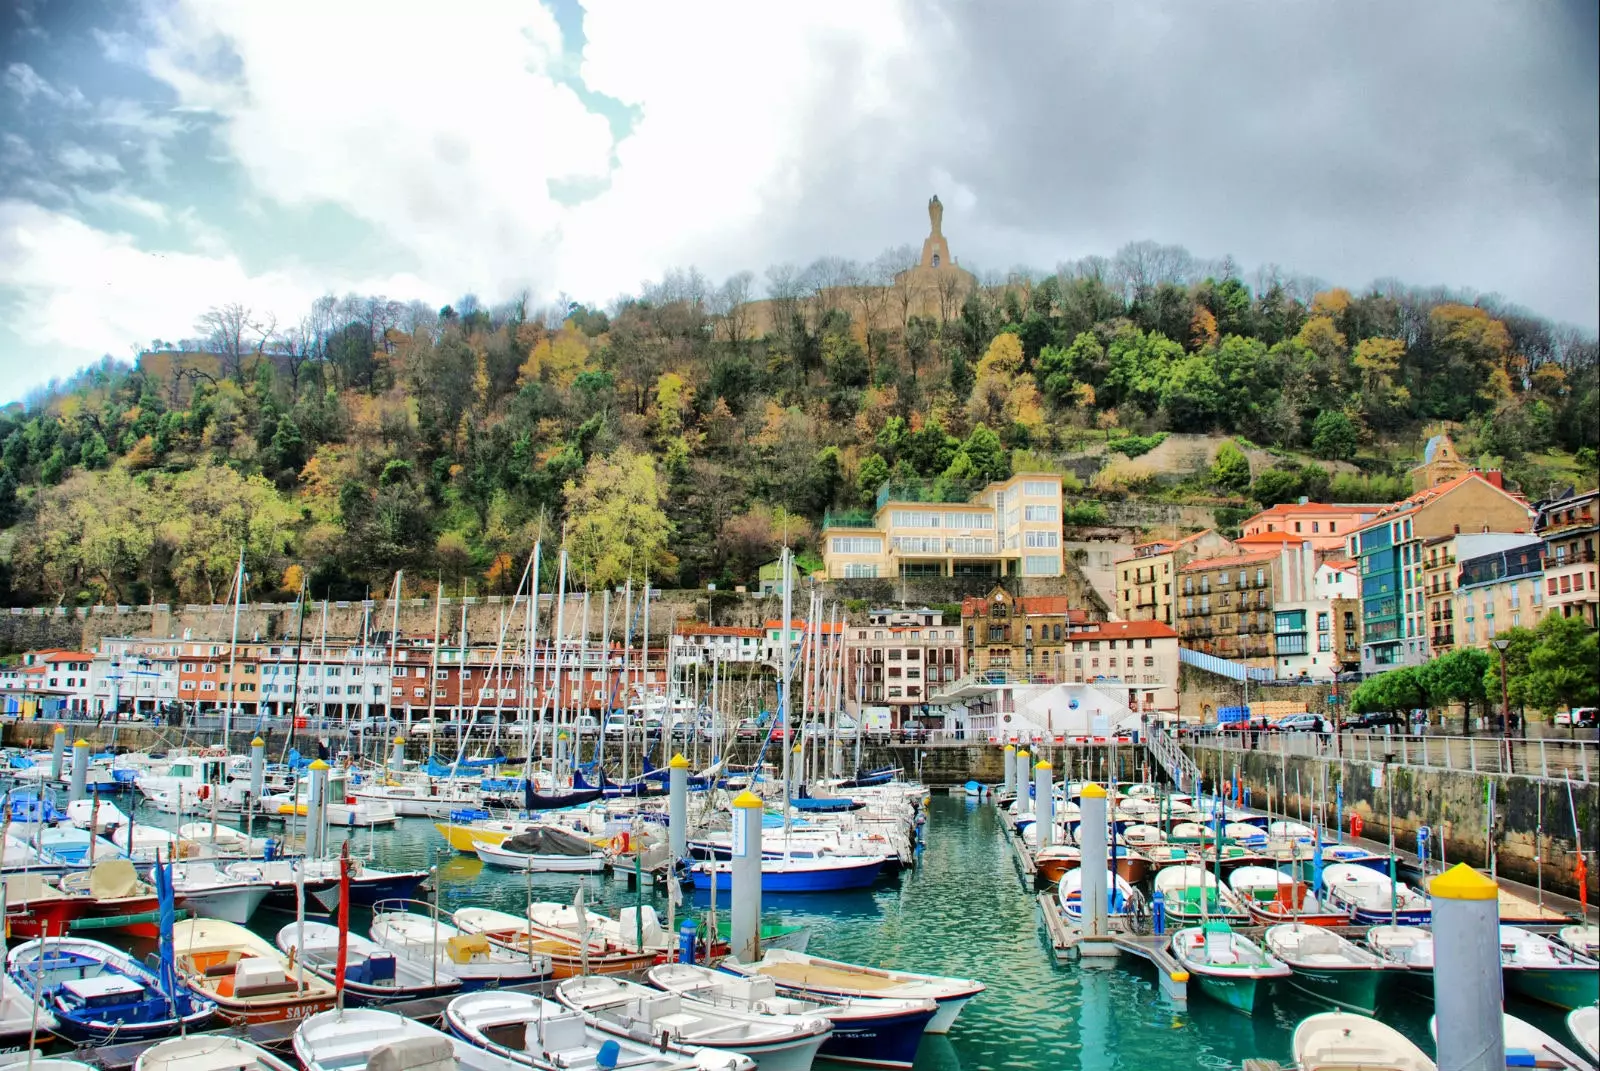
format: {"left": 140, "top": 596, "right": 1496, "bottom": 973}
{"left": 384, "top": 571, "right": 403, "bottom": 728}
{"left": 641, "top": 566, "right": 655, "bottom": 766}
{"left": 779, "top": 546, "right": 794, "bottom": 838}
{"left": 548, "top": 549, "right": 569, "bottom": 781}
{"left": 527, "top": 542, "right": 542, "bottom": 758}
{"left": 575, "top": 590, "right": 590, "bottom": 782}
{"left": 598, "top": 588, "right": 611, "bottom": 769}
{"left": 620, "top": 578, "right": 633, "bottom": 783}
{"left": 426, "top": 582, "right": 442, "bottom": 730}
{"left": 222, "top": 545, "right": 246, "bottom": 752}
{"left": 286, "top": 574, "right": 308, "bottom": 727}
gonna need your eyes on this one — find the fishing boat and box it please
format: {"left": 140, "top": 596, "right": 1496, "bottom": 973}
{"left": 1497, "top": 925, "right": 1600, "bottom": 1009}
{"left": 6, "top": 936, "right": 217, "bottom": 1043}
{"left": 369, "top": 904, "right": 552, "bottom": 990}
{"left": 0, "top": 972, "right": 57, "bottom": 1051}
{"left": 222, "top": 857, "right": 428, "bottom": 909}
{"left": 0, "top": 873, "right": 94, "bottom": 939}
{"left": 175, "top": 822, "right": 271, "bottom": 857}
{"left": 1056, "top": 868, "right": 1143, "bottom": 921}
{"left": 1229, "top": 867, "right": 1348, "bottom": 926}
{"left": 1556, "top": 923, "right": 1598, "bottom": 958}
{"left": 297, "top": 1007, "right": 522, "bottom": 1071}
{"left": 1034, "top": 844, "right": 1081, "bottom": 884}
{"left": 1144, "top": 844, "right": 1197, "bottom": 871}
{"left": 688, "top": 854, "right": 885, "bottom": 894}
{"left": 1431, "top": 1013, "right": 1593, "bottom": 1071}
{"left": 166, "top": 861, "right": 273, "bottom": 925}
{"left": 473, "top": 826, "right": 609, "bottom": 873}
{"left": 1170, "top": 920, "right": 1291, "bottom": 1015}
{"left": 557, "top": 974, "right": 831, "bottom": 1071}
{"left": 1568, "top": 1006, "right": 1597, "bottom": 1064}
{"left": 1168, "top": 821, "right": 1217, "bottom": 844}
{"left": 1263, "top": 923, "right": 1386, "bottom": 1014}
{"left": 1363, "top": 925, "right": 1434, "bottom": 976}
{"left": 56, "top": 859, "right": 162, "bottom": 936}
{"left": 715, "top": 948, "right": 983, "bottom": 1034}
{"left": 648, "top": 961, "right": 936, "bottom": 1069}
{"left": 171, "top": 917, "right": 337, "bottom": 1024}
{"left": 445, "top": 990, "right": 742, "bottom": 1071}
{"left": 1120, "top": 823, "right": 1166, "bottom": 848}
{"left": 275, "top": 920, "right": 464, "bottom": 1004}
{"left": 350, "top": 779, "right": 484, "bottom": 819}
{"left": 1109, "top": 844, "right": 1152, "bottom": 884}
{"left": 1321, "top": 863, "right": 1430, "bottom": 924}
{"left": 66, "top": 799, "right": 129, "bottom": 834}
{"left": 1293, "top": 1011, "right": 1435, "bottom": 1071}
{"left": 1152, "top": 865, "right": 1249, "bottom": 925}
{"left": 453, "top": 908, "right": 656, "bottom": 977}
{"left": 135, "top": 1035, "right": 298, "bottom": 1071}
{"left": 1294, "top": 845, "right": 1391, "bottom": 880}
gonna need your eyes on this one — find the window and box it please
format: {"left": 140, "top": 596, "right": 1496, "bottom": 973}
{"left": 1024, "top": 555, "right": 1057, "bottom": 575}
{"left": 944, "top": 511, "right": 993, "bottom": 530}
{"left": 831, "top": 536, "right": 884, "bottom": 554}
{"left": 180, "top": 680, "right": 194, "bottom": 691}
{"left": 1024, "top": 505, "right": 1058, "bottom": 522}
{"left": 1022, "top": 480, "right": 1056, "bottom": 496}
{"left": 182, "top": 663, "right": 194, "bottom": 673}
{"left": 843, "top": 563, "right": 879, "bottom": 578}
{"left": 890, "top": 510, "right": 940, "bottom": 528}
{"left": 1024, "top": 531, "right": 1059, "bottom": 549}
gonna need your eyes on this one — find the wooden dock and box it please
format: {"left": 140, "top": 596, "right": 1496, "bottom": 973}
{"left": 1001, "top": 810, "right": 1038, "bottom": 883}
{"left": 1035, "top": 893, "right": 1188, "bottom": 1003}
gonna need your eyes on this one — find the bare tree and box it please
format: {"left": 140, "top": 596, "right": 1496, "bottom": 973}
{"left": 712, "top": 271, "right": 755, "bottom": 346}
{"left": 195, "top": 303, "right": 257, "bottom": 380}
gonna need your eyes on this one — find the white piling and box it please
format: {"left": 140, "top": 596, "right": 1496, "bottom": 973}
{"left": 49, "top": 725, "right": 66, "bottom": 782}
{"left": 1034, "top": 760, "right": 1055, "bottom": 849}
{"left": 1430, "top": 863, "right": 1505, "bottom": 1071}
{"left": 250, "top": 737, "right": 266, "bottom": 799}
{"left": 729, "top": 789, "right": 764, "bottom": 963}
{"left": 668, "top": 753, "right": 689, "bottom": 862}
{"left": 1080, "top": 782, "right": 1109, "bottom": 938}
{"left": 1017, "top": 750, "right": 1032, "bottom": 814}
{"left": 1003, "top": 745, "right": 1016, "bottom": 796}
{"left": 68, "top": 738, "right": 90, "bottom": 802}
{"left": 306, "top": 759, "right": 330, "bottom": 859}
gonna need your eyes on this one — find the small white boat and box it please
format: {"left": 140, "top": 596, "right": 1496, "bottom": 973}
{"left": 1363, "top": 924, "right": 1434, "bottom": 970}
{"left": 1269, "top": 820, "right": 1315, "bottom": 839}
{"left": 1556, "top": 923, "right": 1599, "bottom": 958}
{"left": 0, "top": 1058, "right": 98, "bottom": 1071}
{"left": 66, "top": 799, "right": 130, "bottom": 834}
{"left": 276, "top": 921, "right": 464, "bottom": 1004}
{"left": 1568, "top": 1005, "right": 1598, "bottom": 1064}
{"left": 1321, "top": 863, "right": 1430, "bottom": 924}
{"left": 135, "top": 1035, "right": 298, "bottom": 1071}
{"left": 166, "top": 861, "right": 273, "bottom": 925}
{"left": 369, "top": 907, "right": 551, "bottom": 988}
{"left": 1056, "top": 868, "right": 1142, "bottom": 920}
{"left": 176, "top": 822, "right": 272, "bottom": 857}
{"left": 473, "top": 826, "right": 608, "bottom": 873}
{"left": 1497, "top": 925, "right": 1600, "bottom": 1010}
{"left": 296, "top": 1007, "right": 522, "bottom": 1071}
{"left": 0, "top": 970, "right": 57, "bottom": 1051}
{"left": 351, "top": 780, "right": 483, "bottom": 819}
{"left": 557, "top": 974, "right": 829, "bottom": 1071}
{"left": 715, "top": 948, "right": 983, "bottom": 1034}
{"left": 447, "top": 989, "right": 748, "bottom": 1071}
{"left": 328, "top": 796, "right": 397, "bottom": 828}
{"left": 110, "top": 823, "right": 182, "bottom": 862}
{"left": 1264, "top": 923, "right": 1386, "bottom": 1014}
{"left": 1294, "top": 1010, "right": 1435, "bottom": 1071}
{"left": 1171, "top": 921, "right": 1291, "bottom": 1015}
{"left": 1431, "top": 1012, "right": 1592, "bottom": 1071}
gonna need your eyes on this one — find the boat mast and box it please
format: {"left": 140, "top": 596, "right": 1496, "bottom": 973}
{"left": 384, "top": 571, "right": 403, "bottom": 729}
{"left": 574, "top": 589, "right": 589, "bottom": 783}
{"left": 425, "top": 581, "right": 442, "bottom": 736}
{"left": 597, "top": 588, "right": 611, "bottom": 770}
{"left": 620, "top": 578, "right": 632, "bottom": 783}
{"left": 548, "top": 548, "right": 569, "bottom": 784}
{"left": 779, "top": 546, "right": 793, "bottom": 838}
{"left": 222, "top": 544, "right": 245, "bottom": 753}
{"left": 526, "top": 542, "right": 542, "bottom": 760}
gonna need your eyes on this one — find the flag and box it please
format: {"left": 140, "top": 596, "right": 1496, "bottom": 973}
{"left": 335, "top": 842, "right": 351, "bottom": 999}
{"left": 154, "top": 850, "right": 180, "bottom": 1012}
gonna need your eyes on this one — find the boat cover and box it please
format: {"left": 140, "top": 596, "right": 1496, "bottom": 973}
{"left": 501, "top": 827, "right": 597, "bottom": 857}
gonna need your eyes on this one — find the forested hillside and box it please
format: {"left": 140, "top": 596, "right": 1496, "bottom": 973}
{"left": 1, "top": 244, "right": 1595, "bottom": 607}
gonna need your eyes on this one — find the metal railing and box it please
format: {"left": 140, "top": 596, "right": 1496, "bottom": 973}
{"left": 1185, "top": 728, "right": 1595, "bottom": 782}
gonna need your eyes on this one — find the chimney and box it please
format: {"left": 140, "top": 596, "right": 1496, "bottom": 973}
{"left": 1482, "top": 470, "right": 1505, "bottom": 490}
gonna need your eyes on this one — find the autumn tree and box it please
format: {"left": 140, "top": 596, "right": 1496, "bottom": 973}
{"left": 563, "top": 450, "right": 676, "bottom": 586}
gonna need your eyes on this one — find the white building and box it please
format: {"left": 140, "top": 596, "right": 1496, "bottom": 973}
{"left": 90, "top": 638, "right": 181, "bottom": 717}
{"left": 670, "top": 624, "right": 764, "bottom": 665}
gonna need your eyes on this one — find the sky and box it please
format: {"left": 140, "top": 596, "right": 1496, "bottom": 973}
{"left": 1, "top": 0, "right": 1596, "bottom": 404}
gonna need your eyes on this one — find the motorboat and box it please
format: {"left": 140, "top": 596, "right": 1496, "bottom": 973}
{"left": 66, "top": 799, "right": 129, "bottom": 834}
{"left": 0, "top": 971, "right": 56, "bottom": 1052}
{"left": 1293, "top": 1010, "right": 1435, "bottom": 1071}
{"left": 222, "top": 857, "right": 427, "bottom": 909}
{"left": 166, "top": 861, "right": 272, "bottom": 925}
{"left": 350, "top": 778, "right": 483, "bottom": 819}
{"left": 57, "top": 859, "right": 162, "bottom": 936}
{"left": 557, "top": 974, "right": 830, "bottom": 1071}
{"left": 176, "top": 822, "right": 272, "bottom": 857}
{"left": 453, "top": 908, "right": 655, "bottom": 978}
{"left": 135, "top": 1035, "right": 298, "bottom": 1071}
{"left": 1363, "top": 924, "right": 1434, "bottom": 976}
{"left": 6, "top": 936, "right": 216, "bottom": 1043}
{"left": 1321, "top": 863, "right": 1430, "bottom": 924}
{"left": 1263, "top": 923, "right": 1386, "bottom": 1014}
{"left": 1056, "top": 868, "right": 1143, "bottom": 921}
{"left": 0, "top": 1058, "right": 97, "bottom": 1071}
{"left": 369, "top": 904, "right": 551, "bottom": 990}
{"left": 0, "top": 873, "right": 93, "bottom": 939}
{"left": 1556, "top": 923, "right": 1598, "bottom": 958}
{"left": 274, "top": 920, "right": 462, "bottom": 1005}
{"left": 1496, "top": 925, "right": 1600, "bottom": 1010}
{"left": 1152, "top": 865, "right": 1249, "bottom": 925}
{"left": 474, "top": 826, "right": 609, "bottom": 873}
{"left": 1568, "top": 1006, "right": 1597, "bottom": 1064}
{"left": 688, "top": 855, "right": 885, "bottom": 894}
{"left": 1170, "top": 921, "right": 1291, "bottom": 1015}
{"left": 171, "top": 917, "right": 336, "bottom": 1024}
{"left": 296, "top": 1007, "right": 523, "bottom": 1071}
{"left": 1431, "top": 1012, "right": 1592, "bottom": 1071}
{"left": 715, "top": 948, "right": 983, "bottom": 1034}
{"left": 649, "top": 961, "right": 936, "bottom": 1069}
{"left": 1229, "top": 866, "right": 1349, "bottom": 926}
{"left": 1034, "top": 844, "right": 1081, "bottom": 884}
{"left": 524, "top": 902, "right": 809, "bottom": 958}
{"left": 446, "top": 989, "right": 743, "bottom": 1070}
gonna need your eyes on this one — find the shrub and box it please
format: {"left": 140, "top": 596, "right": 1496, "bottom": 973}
{"left": 1063, "top": 501, "right": 1109, "bottom": 526}
{"left": 1108, "top": 432, "right": 1168, "bottom": 458}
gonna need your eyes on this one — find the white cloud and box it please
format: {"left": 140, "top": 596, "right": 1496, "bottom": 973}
{"left": 56, "top": 142, "right": 123, "bottom": 176}
{"left": 3, "top": 62, "right": 88, "bottom": 109}
{"left": 73, "top": 185, "right": 169, "bottom": 224}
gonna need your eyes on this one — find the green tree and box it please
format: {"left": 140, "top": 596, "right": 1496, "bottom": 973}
{"left": 1209, "top": 441, "right": 1251, "bottom": 494}
{"left": 945, "top": 424, "right": 1009, "bottom": 484}
{"left": 563, "top": 450, "right": 676, "bottom": 586}
{"left": 1350, "top": 666, "right": 1427, "bottom": 715}
{"left": 1417, "top": 647, "right": 1490, "bottom": 732}
{"left": 856, "top": 453, "right": 889, "bottom": 507}
{"left": 1523, "top": 613, "right": 1600, "bottom": 716}
{"left": 0, "top": 471, "right": 18, "bottom": 528}
{"left": 1310, "top": 411, "right": 1359, "bottom": 461}
{"left": 1482, "top": 626, "right": 1539, "bottom": 711}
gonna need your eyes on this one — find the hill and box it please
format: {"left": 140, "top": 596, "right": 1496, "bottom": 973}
{"left": 0, "top": 250, "right": 1595, "bottom": 608}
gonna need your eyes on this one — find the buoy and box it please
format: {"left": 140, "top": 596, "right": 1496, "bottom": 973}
{"left": 1350, "top": 813, "right": 1364, "bottom": 838}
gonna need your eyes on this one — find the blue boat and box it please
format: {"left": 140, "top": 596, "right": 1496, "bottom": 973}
{"left": 835, "top": 767, "right": 900, "bottom": 789}
{"left": 689, "top": 855, "right": 885, "bottom": 893}
{"left": 4, "top": 936, "right": 216, "bottom": 1043}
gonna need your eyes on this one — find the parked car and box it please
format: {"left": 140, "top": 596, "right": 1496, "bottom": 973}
{"left": 408, "top": 718, "right": 446, "bottom": 736}
{"left": 1272, "top": 713, "right": 1325, "bottom": 733}
{"left": 1555, "top": 707, "right": 1598, "bottom": 728}
{"left": 1340, "top": 711, "right": 1406, "bottom": 732}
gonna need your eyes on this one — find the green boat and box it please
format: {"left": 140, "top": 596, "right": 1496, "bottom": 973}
{"left": 1499, "top": 925, "right": 1600, "bottom": 1010}
{"left": 1153, "top": 865, "right": 1250, "bottom": 926}
{"left": 1171, "top": 920, "right": 1291, "bottom": 1015}
{"left": 1263, "top": 923, "right": 1386, "bottom": 1014}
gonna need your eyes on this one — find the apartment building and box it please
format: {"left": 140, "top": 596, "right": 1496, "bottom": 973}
{"left": 1536, "top": 489, "right": 1598, "bottom": 628}
{"left": 1454, "top": 537, "right": 1547, "bottom": 649}
{"left": 1239, "top": 502, "right": 1384, "bottom": 553}
{"left": 821, "top": 472, "right": 1066, "bottom": 579}
{"left": 1059, "top": 620, "right": 1180, "bottom": 714}
{"left": 1176, "top": 550, "right": 1282, "bottom": 667}
{"left": 89, "top": 637, "right": 181, "bottom": 716}
{"left": 1115, "top": 529, "right": 1234, "bottom": 626}
{"left": 762, "top": 619, "right": 846, "bottom": 669}
{"left": 843, "top": 607, "right": 963, "bottom": 719}
{"left": 1348, "top": 472, "right": 1533, "bottom": 671}
{"left": 1419, "top": 533, "right": 1537, "bottom": 654}
{"left": 1272, "top": 558, "right": 1361, "bottom": 679}
{"left": 671, "top": 623, "right": 764, "bottom": 664}
{"left": 960, "top": 587, "right": 1092, "bottom": 679}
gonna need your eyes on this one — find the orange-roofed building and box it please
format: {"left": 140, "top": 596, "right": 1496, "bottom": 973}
{"left": 671, "top": 622, "right": 764, "bottom": 664}
{"left": 843, "top": 607, "right": 965, "bottom": 728}
{"left": 1176, "top": 549, "right": 1291, "bottom": 668}
{"left": 1114, "top": 529, "right": 1234, "bottom": 626}
{"left": 959, "top": 585, "right": 1095, "bottom": 681}
{"left": 1059, "top": 619, "right": 1180, "bottom": 714}
{"left": 1239, "top": 502, "right": 1386, "bottom": 552}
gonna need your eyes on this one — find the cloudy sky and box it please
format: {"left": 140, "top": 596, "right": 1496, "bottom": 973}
{"left": 2, "top": 0, "right": 1596, "bottom": 403}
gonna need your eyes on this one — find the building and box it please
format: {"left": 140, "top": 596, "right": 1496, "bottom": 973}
{"left": 1064, "top": 531, "right": 1136, "bottom": 615}
{"left": 1272, "top": 557, "right": 1362, "bottom": 679}
{"left": 1420, "top": 533, "right": 1537, "bottom": 654}
{"left": 1454, "top": 537, "right": 1547, "bottom": 649}
{"left": 1059, "top": 620, "right": 1180, "bottom": 715}
{"left": 762, "top": 618, "right": 846, "bottom": 670}
{"left": 1176, "top": 549, "right": 1283, "bottom": 667}
{"left": 1239, "top": 502, "right": 1385, "bottom": 553}
{"left": 843, "top": 608, "right": 963, "bottom": 723}
{"left": 90, "top": 638, "right": 181, "bottom": 717}
{"left": 960, "top": 587, "right": 1093, "bottom": 680}
{"left": 1348, "top": 472, "right": 1534, "bottom": 671}
{"left": 1115, "top": 529, "right": 1234, "bottom": 626}
{"left": 1409, "top": 432, "right": 1472, "bottom": 493}
{"left": 670, "top": 623, "right": 764, "bottom": 665}
{"left": 1535, "top": 489, "right": 1598, "bottom": 628}
{"left": 821, "top": 472, "right": 1066, "bottom": 580}
{"left": 756, "top": 557, "right": 803, "bottom": 596}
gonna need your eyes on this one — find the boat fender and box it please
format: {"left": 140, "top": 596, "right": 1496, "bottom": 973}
{"left": 596, "top": 1041, "right": 621, "bottom": 1070}
{"left": 198, "top": 785, "right": 210, "bottom": 801}
{"left": 1349, "top": 813, "right": 1363, "bottom": 838}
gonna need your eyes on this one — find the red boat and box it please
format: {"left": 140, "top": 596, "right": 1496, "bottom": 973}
{"left": 1, "top": 872, "right": 96, "bottom": 938}
{"left": 56, "top": 859, "right": 164, "bottom": 938}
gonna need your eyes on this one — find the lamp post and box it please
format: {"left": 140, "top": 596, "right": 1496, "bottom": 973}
{"left": 1492, "top": 638, "right": 1511, "bottom": 774}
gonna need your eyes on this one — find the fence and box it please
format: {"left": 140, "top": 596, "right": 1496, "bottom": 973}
{"left": 1187, "top": 728, "right": 1595, "bottom": 782}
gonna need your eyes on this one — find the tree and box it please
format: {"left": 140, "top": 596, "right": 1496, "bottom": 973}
{"left": 944, "top": 424, "right": 1009, "bottom": 484}
{"left": 1418, "top": 647, "right": 1490, "bottom": 732}
{"left": 563, "top": 450, "right": 676, "bottom": 586}
{"left": 1209, "top": 441, "right": 1251, "bottom": 494}
{"left": 856, "top": 454, "right": 889, "bottom": 507}
{"left": 0, "top": 471, "right": 17, "bottom": 528}
{"left": 1310, "top": 411, "right": 1359, "bottom": 461}
{"left": 1522, "top": 613, "right": 1600, "bottom": 715}
{"left": 1350, "top": 666, "right": 1427, "bottom": 715}
{"left": 1352, "top": 337, "right": 1410, "bottom": 432}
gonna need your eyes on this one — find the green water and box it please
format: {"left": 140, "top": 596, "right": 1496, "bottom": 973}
{"left": 167, "top": 794, "right": 1578, "bottom": 1068}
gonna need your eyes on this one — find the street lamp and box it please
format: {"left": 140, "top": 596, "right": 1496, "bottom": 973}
{"left": 1491, "top": 638, "right": 1511, "bottom": 737}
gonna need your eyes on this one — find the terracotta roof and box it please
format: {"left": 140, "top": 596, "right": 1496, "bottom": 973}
{"left": 1233, "top": 532, "right": 1316, "bottom": 547}
{"left": 1069, "top": 620, "right": 1178, "bottom": 640}
{"left": 763, "top": 619, "right": 846, "bottom": 633}
{"left": 1353, "top": 472, "right": 1529, "bottom": 533}
{"left": 1131, "top": 539, "right": 1177, "bottom": 551}
{"left": 1322, "top": 559, "right": 1357, "bottom": 571}
{"left": 674, "top": 622, "right": 762, "bottom": 638}
{"left": 1245, "top": 502, "right": 1384, "bottom": 518}
{"left": 40, "top": 651, "right": 93, "bottom": 663}
{"left": 1180, "top": 549, "right": 1283, "bottom": 572}
{"left": 959, "top": 593, "right": 1091, "bottom": 620}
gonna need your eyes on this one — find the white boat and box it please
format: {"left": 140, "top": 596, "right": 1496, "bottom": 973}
{"left": 1055, "top": 868, "right": 1142, "bottom": 920}
{"left": 525, "top": 902, "right": 810, "bottom": 956}
{"left": 0, "top": 970, "right": 57, "bottom": 1052}
{"left": 176, "top": 822, "right": 272, "bottom": 857}
{"left": 66, "top": 799, "right": 129, "bottom": 833}
{"left": 715, "top": 948, "right": 983, "bottom": 1034}
{"left": 296, "top": 1007, "right": 523, "bottom": 1071}
{"left": 1431, "top": 1012, "right": 1592, "bottom": 1071}
{"left": 1171, "top": 921, "right": 1292, "bottom": 1015}
{"left": 351, "top": 780, "right": 483, "bottom": 819}
{"left": 446, "top": 989, "right": 749, "bottom": 1071}
{"left": 369, "top": 907, "right": 551, "bottom": 988}
{"left": 473, "top": 826, "right": 608, "bottom": 873}
{"left": 170, "top": 917, "right": 336, "bottom": 1024}
{"left": 1497, "top": 925, "right": 1600, "bottom": 1010}
{"left": 110, "top": 823, "right": 183, "bottom": 863}
{"left": 1268, "top": 820, "right": 1315, "bottom": 839}
{"left": 557, "top": 974, "right": 829, "bottom": 1071}
{"left": 135, "top": 1035, "right": 298, "bottom": 1071}
{"left": 329, "top": 796, "right": 398, "bottom": 828}
{"left": 0, "top": 1058, "right": 98, "bottom": 1071}
{"left": 1363, "top": 925, "right": 1434, "bottom": 970}
{"left": 1264, "top": 923, "right": 1386, "bottom": 1014}
{"left": 166, "top": 861, "right": 273, "bottom": 925}
{"left": 1294, "top": 1010, "right": 1435, "bottom": 1071}
{"left": 1152, "top": 864, "right": 1250, "bottom": 923}
{"left": 276, "top": 921, "right": 463, "bottom": 1004}
{"left": 1568, "top": 1006, "right": 1598, "bottom": 1064}
{"left": 1556, "top": 923, "right": 1598, "bottom": 958}
{"left": 1321, "top": 863, "right": 1430, "bottom": 924}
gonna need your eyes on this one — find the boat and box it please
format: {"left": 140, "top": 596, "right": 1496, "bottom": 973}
{"left": 1431, "top": 1012, "right": 1593, "bottom": 1071}
{"left": 1556, "top": 923, "right": 1599, "bottom": 958}
{"left": 473, "top": 826, "right": 609, "bottom": 873}
{"left": 715, "top": 948, "right": 982, "bottom": 1035}
{"left": 1034, "top": 844, "right": 1081, "bottom": 884}
{"left": 6, "top": 936, "right": 217, "bottom": 1043}
{"left": 1152, "top": 865, "right": 1249, "bottom": 925}
{"left": 0, "top": 873, "right": 94, "bottom": 939}
{"left": 350, "top": 779, "right": 484, "bottom": 819}
{"left": 1170, "top": 920, "right": 1291, "bottom": 1015}
{"left": 1294, "top": 845, "right": 1391, "bottom": 880}
{"left": 0, "top": 971, "right": 57, "bottom": 1051}
{"left": 962, "top": 780, "right": 986, "bottom": 797}
{"left": 1363, "top": 925, "right": 1434, "bottom": 976}
{"left": 1263, "top": 923, "right": 1386, "bottom": 1014}
{"left": 1229, "top": 867, "right": 1348, "bottom": 926}
{"left": 275, "top": 920, "right": 464, "bottom": 1005}
{"left": 1144, "top": 844, "right": 1197, "bottom": 871}
{"left": 0, "top": 1058, "right": 97, "bottom": 1071}
{"left": 1109, "top": 844, "right": 1151, "bottom": 884}
{"left": 171, "top": 917, "right": 337, "bottom": 1024}
{"left": 688, "top": 854, "right": 885, "bottom": 894}
{"left": 434, "top": 816, "right": 540, "bottom": 853}
{"left": 557, "top": 974, "right": 830, "bottom": 1071}
{"left": 296, "top": 1006, "right": 522, "bottom": 1071}
{"left": 1056, "top": 868, "right": 1142, "bottom": 921}
{"left": 1293, "top": 1010, "right": 1435, "bottom": 1071}
{"left": 66, "top": 798, "right": 129, "bottom": 834}
{"left": 649, "top": 961, "right": 935, "bottom": 1069}
{"left": 692, "top": 916, "right": 814, "bottom": 956}
{"left": 176, "top": 822, "right": 272, "bottom": 857}
{"left": 1497, "top": 925, "right": 1600, "bottom": 1010}
{"left": 1121, "top": 823, "right": 1166, "bottom": 848}
{"left": 1321, "top": 863, "right": 1430, "bottom": 924}
{"left": 369, "top": 904, "right": 552, "bottom": 990}
{"left": 453, "top": 908, "right": 656, "bottom": 977}
{"left": 167, "top": 861, "right": 273, "bottom": 925}
{"left": 1568, "top": 1006, "right": 1597, "bottom": 1064}
{"left": 56, "top": 859, "right": 162, "bottom": 936}
{"left": 135, "top": 1035, "right": 298, "bottom": 1071}
{"left": 222, "top": 857, "right": 429, "bottom": 909}
{"left": 446, "top": 989, "right": 741, "bottom": 1070}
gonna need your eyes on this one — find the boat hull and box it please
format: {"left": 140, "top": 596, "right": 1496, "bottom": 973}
{"left": 1194, "top": 972, "right": 1259, "bottom": 1015}
{"left": 691, "top": 859, "right": 883, "bottom": 893}
{"left": 1282, "top": 965, "right": 1382, "bottom": 1015}
{"left": 176, "top": 885, "right": 272, "bottom": 926}
{"left": 1504, "top": 966, "right": 1600, "bottom": 1010}
{"left": 818, "top": 1003, "right": 938, "bottom": 1068}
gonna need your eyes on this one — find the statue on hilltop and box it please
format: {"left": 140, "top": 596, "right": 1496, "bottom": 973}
{"left": 928, "top": 195, "right": 943, "bottom": 239}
